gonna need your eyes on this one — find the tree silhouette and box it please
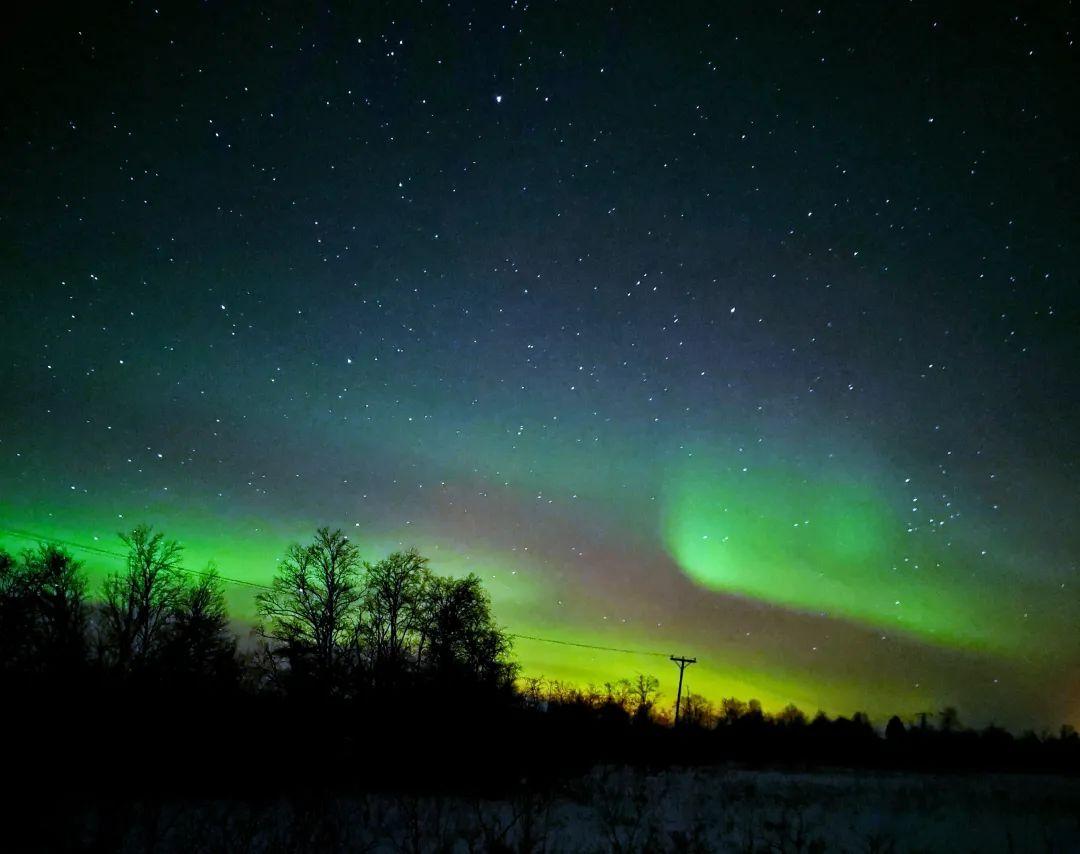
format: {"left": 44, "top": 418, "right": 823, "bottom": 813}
{"left": 1, "top": 548, "right": 39, "bottom": 670}
{"left": 23, "top": 544, "right": 88, "bottom": 673}
{"left": 939, "top": 706, "right": 961, "bottom": 733}
{"left": 678, "top": 692, "right": 715, "bottom": 729}
{"left": 776, "top": 703, "right": 808, "bottom": 729}
{"left": 422, "top": 572, "right": 517, "bottom": 689}
{"left": 0, "top": 544, "right": 88, "bottom": 674}
{"left": 628, "top": 674, "right": 660, "bottom": 722}
{"left": 358, "top": 548, "right": 432, "bottom": 687}
{"left": 2, "top": 519, "right": 1077, "bottom": 822}
{"left": 161, "top": 566, "right": 237, "bottom": 688}
{"left": 256, "top": 527, "right": 363, "bottom": 694}
{"left": 99, "top": 525, "right": 185, "bottom": 675}
{"left": 522, "top": 675, "right": 547, "bottom": 709}
{"left": 719, "top": 697, "right": 748, "bottom": 725}
{"left": 0, "top": 549, "right": 18, "bottom": 667}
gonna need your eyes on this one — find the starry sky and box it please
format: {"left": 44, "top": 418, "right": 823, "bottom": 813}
{"left": 2, "top": 2, "right": 1077, "bottom": 729}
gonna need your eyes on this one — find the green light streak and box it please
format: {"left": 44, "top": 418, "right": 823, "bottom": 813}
{"left": 662, "top": 461, "right": 1020, "bottom": 653}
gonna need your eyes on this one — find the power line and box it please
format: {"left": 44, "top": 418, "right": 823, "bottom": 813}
{"left": 0, "top": 526, "right": 678, "bottom": 659}
{"left": 0, "top": 526, "right": 273, "bottom": 590}
{"left": 506, "top": 633, "right": 671, "bottom": 658}
{"left": 0, "top": 527, "right": 128, "bottom": 561}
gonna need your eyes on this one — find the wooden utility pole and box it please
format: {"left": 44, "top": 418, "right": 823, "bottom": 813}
{"left": 670, "top": 655, "right": 697, "bottom": 725}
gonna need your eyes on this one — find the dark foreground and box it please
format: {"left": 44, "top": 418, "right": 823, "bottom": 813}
{"left": 11, "top": 766, "right": 1080, "bottom": 853}
{"left": 3, "top": 690, "right": 1077, "bottom": 853}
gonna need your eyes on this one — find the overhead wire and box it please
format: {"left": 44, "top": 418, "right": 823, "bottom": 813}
{"left": 0, "top": 526, "right": 272, "bottom": 590}
{"left": 505, "top": 633, "right": 673, "bottom": 657}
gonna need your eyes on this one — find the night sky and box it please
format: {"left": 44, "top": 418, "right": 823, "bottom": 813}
{"left": 2, "top": 2, "right": 1077, "bottom": 729}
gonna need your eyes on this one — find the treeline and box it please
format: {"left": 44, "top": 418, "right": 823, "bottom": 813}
{"left": 521, "top": 680, "right": 1080, "bottom": 773}
{"left": 1, "top": 525, "right": 528, "bottom": 823}
{"left": 0, "top": 525, "right": 516, "bottom": 699}
{"left": 253, "top": 528, "right": 516, "bottom": 698}
{"left": 0, "top": 524, "right": 1077, "bottom": 814}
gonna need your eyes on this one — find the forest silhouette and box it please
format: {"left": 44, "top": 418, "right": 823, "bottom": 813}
{"left": 1, "top": 524, "right": 1077, "bottom": 844}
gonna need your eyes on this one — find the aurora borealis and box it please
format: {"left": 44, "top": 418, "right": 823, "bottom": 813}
{"left": 1, "top": 3, "right": 1077, "bottom": 729}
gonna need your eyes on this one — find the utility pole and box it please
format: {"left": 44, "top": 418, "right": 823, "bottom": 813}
{"left": 670, "top": 655, "right": 697, "bottom": 726}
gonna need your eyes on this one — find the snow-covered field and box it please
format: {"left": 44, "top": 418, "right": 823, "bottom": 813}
{"left": 85, "top": 766, "right": 1080, "bottom": 852}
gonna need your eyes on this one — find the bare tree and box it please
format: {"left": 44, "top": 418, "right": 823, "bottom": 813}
{"left": 24, "top": 544, "right": 88, "bottom": 671}
{"left": 678, "top": 692, "right": 715, "bottom": 729}
{"left": 256, "top": 527, "right": 362, "bottom": 692}
{"left": 99, "top": 525, "right": 184, "bottom": 673}
{"left": 422, "top": 573, "right": 516, "bottom": 689}
{"left": 358, "top": 548, "right": 432, "bottom": 685}
{"left": 163, "top": 566, "right": 237, "bottom": 686}
{"left": 522, "top": 675, "right": 546, "bottom": 709}
{"left": 719, "top": 697, "right": 748, "bottom": 724}
{"left": 0, "top": 550, "right": 20, "bottom": 668}
{"left": 629, "top": 674, "right": 660, "bottom": 722}
{"left": 775, "top": 703, "right": 808, "bottom": 728}
{"left": 604, "top": 679, "right": 633, "bottom": 712}
{"left": 0, "top": 544, "right": 88, "bottom": 673}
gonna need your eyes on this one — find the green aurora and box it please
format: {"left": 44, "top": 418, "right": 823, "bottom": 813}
{"left": 2, "top": 1, "right": 1078, "bottom": 733}
{"left": 662, "top": 460, "right": 1036, "bottom": 655}
{"left": 3, "top": 432, "right": 1076, "bottom": 730}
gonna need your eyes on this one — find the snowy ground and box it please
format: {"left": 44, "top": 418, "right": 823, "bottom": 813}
{"left": 80, "top": 765, "right": 1080, "bottom": 852}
